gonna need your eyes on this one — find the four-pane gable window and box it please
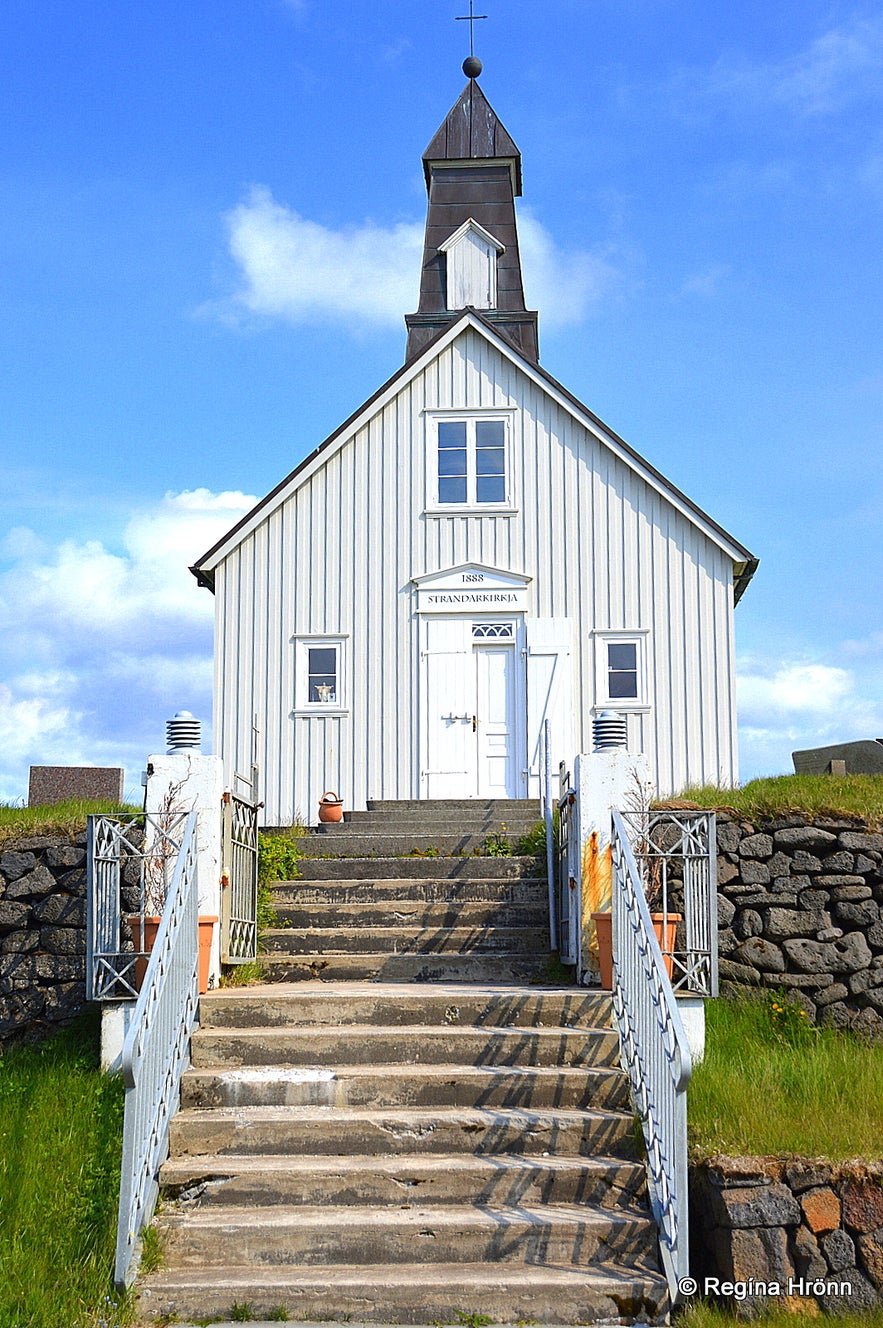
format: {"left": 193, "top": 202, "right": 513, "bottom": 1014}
{"left": 433, "top": 415, "right": 511, "bottom": 510}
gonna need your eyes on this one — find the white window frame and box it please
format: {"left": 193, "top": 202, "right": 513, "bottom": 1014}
{"left": 425, "top": 410, "right": 516, "bottom": 514}
{"left": 293, "top": 636, "right": 348, "bottom": 715}
{"left": 592, "top": 630, "right": 650, "bottom": 711}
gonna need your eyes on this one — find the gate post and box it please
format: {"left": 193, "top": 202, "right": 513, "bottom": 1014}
{"left": 144, "top": 751, "right": 226, "bottom": 991}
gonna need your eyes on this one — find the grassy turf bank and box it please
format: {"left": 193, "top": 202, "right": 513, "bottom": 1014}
{"left": 0, "top": 799, "right": 140, "bottom": 846}
{"left": 0, "top": 1010, "right": 129, "bottom": 1328}
{"left": 689, "top": 993, "right": 883, "bottom": 1160}
{"left": 662, "top": 773, "right": 883, "bottom": 828}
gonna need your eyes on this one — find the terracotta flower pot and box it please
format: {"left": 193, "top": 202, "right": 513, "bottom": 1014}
{"left": 590, "top": 911, "right": 681, "bottom": 990}
{"left": 127, "top": 913, "right": 218, "bottom": 994}
{"left": 318, "top": 791, "right": 344, "bottom": 823}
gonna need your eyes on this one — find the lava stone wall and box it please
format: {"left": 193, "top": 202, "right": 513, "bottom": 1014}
{"left": 691, "top": 1156, "right": 883, "bottom": 1314}
{"left": 0, "top": 834, "right": 88, "bottom": 1044}
{"left": 716, "top": 815, "right": 883, "bottom": 1035}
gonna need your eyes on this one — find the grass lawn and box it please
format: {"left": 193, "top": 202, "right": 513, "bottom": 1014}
{"left": 0, "top": 1010, "right": 130, "bottom": 1328}
{"left": 689, "top": 993, "right": 883, "bottom": 1160}
{"left": 0, "top": 798, "right": 140, "bottom": 846}
{"left": 679, "top": 1299, "right": 883, "bottom": 1328}
{"left": 661, "top": 772, "right": 883, "bottom": 828}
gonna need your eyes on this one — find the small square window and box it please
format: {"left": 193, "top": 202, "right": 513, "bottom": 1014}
{"left": 594, "top": 633, "right": 648, "bottom": 710}
{"left": 295, "top": 638, "right": 346, "bottom": 712}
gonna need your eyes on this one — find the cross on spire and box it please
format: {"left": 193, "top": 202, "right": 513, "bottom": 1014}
{"left": 455, "top": 0, "right": 487, "bottom": 58}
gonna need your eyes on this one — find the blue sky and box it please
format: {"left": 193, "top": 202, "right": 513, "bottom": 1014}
{"left": 1, "top": 0, "right": 881, "bottom": 801}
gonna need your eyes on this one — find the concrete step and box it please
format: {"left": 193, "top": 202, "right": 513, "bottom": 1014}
{"left": 155, "top": 1201, "right": 657, "bottom": 1269}
{"left": 168, "top": 1105, "right": 638, "bottom": 1160}
{"left": 139, "top": 1260, "right": 669, "bottom": 1325}
{"left": 272, "top": 900, "right": 547, "bottom": 929}
{"left": 299, "top": 833, "right": 542, "bottom": 858}
{"left": 180, "top": 1062, "right": 629, "bottom": 1111}
{"left": 189, "top": 1024, "right": 619, "bottom": 1070}
{"left": 270, "top": 878, "right": 545, "bottom": 904}
{"left": 197, "top": 984, "right": 610, "bottom": 1031}
{"left": 160, "top": 1151, "right": 647, "bottom": 1210}
{"left": 367, "top": 800, "right": 542, "bottom": 813}
{"left": 262, "top": 925, "right": 548, "bottom": 956}
{"left": 256, "top": 951, "right": 562, "bottom": 984}
{"left": 327, "top": 816, "right": 542, "bottom": 834}
{"left": 295, "top": 856, "right": 544, "bottom": 880}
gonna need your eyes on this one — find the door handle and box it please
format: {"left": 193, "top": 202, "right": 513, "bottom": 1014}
{"left": 472, "top": 715, "right": 477, "bottom": 732}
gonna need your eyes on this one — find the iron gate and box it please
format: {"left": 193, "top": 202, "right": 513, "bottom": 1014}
{"left": 220, "top": 791, "right": 259, "bottom": 963}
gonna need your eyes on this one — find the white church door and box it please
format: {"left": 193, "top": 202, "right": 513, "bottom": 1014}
{"left": 475, "top": 638, "right": 518, "bottom": 797}
{"left": 422, "top": 617, "right": 524, "bottom": 799}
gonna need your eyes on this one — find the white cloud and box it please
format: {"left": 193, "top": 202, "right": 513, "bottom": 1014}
{"left": 222, "top": 188, "right": 423, "bottom": 328}
{"left": 690, "top": 15, "right": 883, "bottom": 118}
{"left": 216, "top": 187, "right": 620, "bottom": 333}
{"left": 737, "top": 656, "right": 883, "bottom": 779}
{"left": 0, "top": 488, "right": 255, "bottom": 802}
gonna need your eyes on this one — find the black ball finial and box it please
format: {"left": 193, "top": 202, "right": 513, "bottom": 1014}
{"left": 462, "top": 55, "right": 482, "bottom": 78}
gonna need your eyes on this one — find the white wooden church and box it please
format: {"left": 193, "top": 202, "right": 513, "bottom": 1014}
{"left": 192, "top": 76, "right": 757, "bottom": 826}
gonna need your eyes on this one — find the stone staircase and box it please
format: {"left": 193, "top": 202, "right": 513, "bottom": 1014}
{"left": 138, "top": 800, "right": 669, "bottom": 1325}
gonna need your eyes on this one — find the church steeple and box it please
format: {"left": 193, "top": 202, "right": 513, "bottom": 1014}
{"left": 405, "top": 74, "right": 539, "bottom": 363}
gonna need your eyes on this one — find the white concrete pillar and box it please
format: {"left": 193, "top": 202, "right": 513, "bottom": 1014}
{"left": 100, "top": 1002, "right": 137, "bottom": 1074}
{"left": 676, "top": 995, "right": 706, "bottom": 1065}
{"left": 144, "top": 751, "right": 226, "bottom": 992}
{"left": 573, "top": 749, "right": 653, "bottom": 984}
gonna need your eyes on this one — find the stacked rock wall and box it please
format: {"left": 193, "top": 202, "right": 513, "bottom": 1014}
{"left": 0, "top": 834, "right": 88, "bottom": 1044}
{"left": 691, "top": 1156, "right": 883, "bottom": 1314}
{"left": 715, "top": 815, "right": 883, "bottom": 1035}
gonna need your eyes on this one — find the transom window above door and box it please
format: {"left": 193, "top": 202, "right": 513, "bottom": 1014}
{"left": 472, "top": 622, "right": 514, "bottom": 639}
{"left": 427, "top": 414, "right": 514, "bottom": 512}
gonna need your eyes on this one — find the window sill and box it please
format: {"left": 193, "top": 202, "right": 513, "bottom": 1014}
{"left": 593, "top": 702, "right": 651, "bottom": 714}
{"left": 291, "top": 708, "right": 349, "bottom": 718}
{"left": 424, "top": 507, "right": 519, "bottom": 518}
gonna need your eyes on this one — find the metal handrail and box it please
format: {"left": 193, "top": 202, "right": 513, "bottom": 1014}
{"left": 610, "top": 809, "right": 692, "bottom": 1303}
{"left": 114, "top": 809, "right": 200, "bottom": 1288}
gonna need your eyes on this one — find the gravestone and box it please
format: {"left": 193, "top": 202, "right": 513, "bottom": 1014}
{"left": 28, "top": 765, "right": 125, "bottom": 806}
{"left": 792, "top": 741, "right": 883, "bottom": 776}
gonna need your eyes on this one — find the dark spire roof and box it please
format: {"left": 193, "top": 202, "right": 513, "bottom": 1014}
{"left": 406, "top": 80, "right": 538, "bottom": 363}
{"left": 422, "top": 79, "right": 523, "bottom": 195}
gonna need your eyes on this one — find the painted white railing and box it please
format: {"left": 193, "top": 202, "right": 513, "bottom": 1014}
{"left": 610, "top": 809, "right": 691, "bottom": 1301}
{"left": 619, "top": 808, "right": 718, "bottom": 997}
{"left": 87, "top": 811, "right": 188, "bottom": 1001}
{"left": 114, "top": 809, "right": 200, "bottom": 1289}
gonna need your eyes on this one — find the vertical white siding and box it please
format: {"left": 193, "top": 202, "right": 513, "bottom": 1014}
{"left": 214, "top": 327, "right": 741, "bottom": 821}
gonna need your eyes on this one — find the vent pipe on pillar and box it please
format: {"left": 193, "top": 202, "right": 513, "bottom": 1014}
{"left": 166, "top": 710, "right": 201, "bottom": 754}
{"left": 592, "top": 710, "right": 628, "bottom": 752}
